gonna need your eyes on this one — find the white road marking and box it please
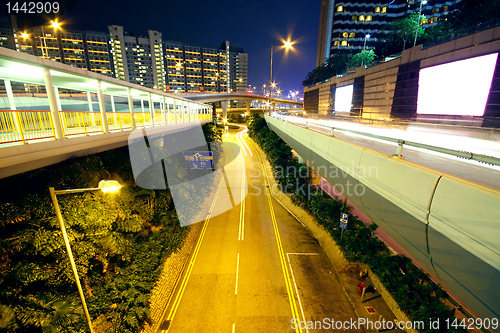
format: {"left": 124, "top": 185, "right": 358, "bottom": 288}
{"left": 232, "top": 323, "right": 236, "bottom": 333}
{"left": 286, "top": 253, "right": 319, "bottom": 333}
{"left": 235, "top": 253, "right": 240, "bottom": 295}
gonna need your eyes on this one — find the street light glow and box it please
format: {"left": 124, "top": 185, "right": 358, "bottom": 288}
{"left": 98, "top": 180, "right": 122, "bottom": 193}
{"left": 284, "top": 41, "right": 292, "bottom": 49}
{"left": 21, "top": 33, "right": 29, "bottom": 38}
{"left": 52, "top": 21, "right": 60, "bottom": 29}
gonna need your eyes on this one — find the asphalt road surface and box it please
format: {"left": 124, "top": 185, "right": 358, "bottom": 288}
{"left": 159, "top": 127, "right": 364, "bottom": 333}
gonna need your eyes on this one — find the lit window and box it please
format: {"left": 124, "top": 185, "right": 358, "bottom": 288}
{"left": 343, "top": 32, "right": 349, "bottom": 37}
{"left": 334, "top": 41, "right": 340, "bottom": 46}
{"left": 349, "top": 32, "right": 356, "bottom": 37}
{"left": 366, "top": 15, "right": 372, "bottom": 21}
{"left": 444, "top": 5, "right": 448, "bottom": 11}
{"left": 337, "top": 5, "right": 343, "bottom": 11}
{"left": 382, "top": 7, "right": 387, "bottom": 13}
{"left": 359, "top": 15, "right": 365, "bottom": 21}
{"left": 352, "top": 15, "right": 358, "bottom": 20}
{"left": 341, "top": 41, "right": 347, "bottom": 46}
{"left": 375, "top": 6, "right": 380, "bottom": 12}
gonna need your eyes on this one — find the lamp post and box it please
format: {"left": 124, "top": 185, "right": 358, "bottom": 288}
{"left": 363, "top": 34, "right": 370, "bottom": 50}
{"left": 49, "top": 180, "right": 122, "bottom": 333}
{"left": 269, "top": 41, "right": 292, "bottom": 115}
{"left": 413, "top": 0, "right": 427, "bottom": 47}
{"left": 362, "top": 34, "right": 371, "bottom": 66}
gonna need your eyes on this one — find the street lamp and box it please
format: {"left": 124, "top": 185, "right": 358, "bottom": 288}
{"left": 363, "top": 34, "right": 370, "bottom": 50}
{"left": 269, "top": 40, "right": 293, "bottom": 114}
{"left": 413, "top": 0, "right": 427, "bottom": 47}
{"left": 49, "top": 180, "right": 122, "bottom": 333}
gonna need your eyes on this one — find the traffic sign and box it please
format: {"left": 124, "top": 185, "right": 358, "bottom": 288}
{"left": 340, "top": 213, "right": 349, "bottom": 230}
{"left": 183, "top": 151, "right": 213, "bottom": 169}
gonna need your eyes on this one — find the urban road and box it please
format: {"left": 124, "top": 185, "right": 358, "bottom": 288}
{"left": 158, "top": 127, "right": 363, "bottom": 333}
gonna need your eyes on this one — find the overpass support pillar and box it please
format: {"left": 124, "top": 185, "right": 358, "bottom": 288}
{"left": 148, "top": 92, "right": 154, "bottom": 127}
{"left": 42, "top": 67, "right": 63, "bottom": 140}
{"left": 272, "top": 102, "right": 277, "bottom": 112}
{"left": 127, "top": 87, "right": 136, "bottom": 129}
{"left": 221, "top": 100, "right": 228, "bottom": 121}
{"left": 246, "top": 100, "right": 251, "bottom": 115}
{"left": 97, "top": 80, "right": 109, "bottom": 134}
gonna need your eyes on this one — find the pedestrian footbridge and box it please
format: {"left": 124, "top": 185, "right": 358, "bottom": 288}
{"left": 0, "top": 47, "right": 212, "bottom": 178}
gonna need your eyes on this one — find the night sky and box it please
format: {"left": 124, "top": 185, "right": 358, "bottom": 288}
{"left": 62, "top": 0, "right": 320, "bottom": 98}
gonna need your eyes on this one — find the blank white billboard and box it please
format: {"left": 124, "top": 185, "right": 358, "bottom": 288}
{"left": 335, "top": 84, "right": 354, "bottom": 113}
{"left": 417, "top": 53, "right": 498, "bottom": 116}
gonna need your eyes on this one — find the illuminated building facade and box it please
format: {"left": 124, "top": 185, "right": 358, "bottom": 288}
{"left": 317, "top": 0, "right": 463, "bottom": 65}
{"left": 164, "top": 40, "right": 247, "bottom": 95}
{"left": 109, "top": 25, "right": 165, "bottom": 89}
{"left": 0, "top": 24, "right": 246, "bottom": 93}
{"left": 2, "top": 27, "right": 114, "bottom": 75}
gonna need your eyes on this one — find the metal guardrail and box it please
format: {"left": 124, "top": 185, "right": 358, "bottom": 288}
{"left": 279, "top": 117, "right": 500, "bottom": 168}
{"left": 0, "top": 110, "right": 213, "bottom": 145}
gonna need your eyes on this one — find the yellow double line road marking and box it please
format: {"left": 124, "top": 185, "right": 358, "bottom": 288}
{"left": 254, "top": 152, "right": 303, "bottom": 333}
{"left": 163, "top": 177, "right": 224, "bottom": 331}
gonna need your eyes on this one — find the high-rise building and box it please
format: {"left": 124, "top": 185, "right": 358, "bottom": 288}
{"left": 3, "top": 27, "right": 114, "bottom": 76}
{"left": 0, "top": 24, "right": 247, "bottom": 94}
{"left": 163, "top": 40, "right": 247, "bottom": 96}
{"left": 316, "top": 0, "right": 463, "bottom": 65}
{"left": 108, "top": 25, "right": 165, "bottom": 89}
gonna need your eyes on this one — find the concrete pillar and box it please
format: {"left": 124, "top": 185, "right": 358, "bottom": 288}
{"left": 110, "top": 95, "right": 117, "bottom": 125}
{"left": 42, "top": 67, "right": 63, "bottom": 139}
{"left": 173, "top": 99, "right": 178, "bottom": 124}
{"left": 127, "top": 87, "right": 136, "bottom": 129}
{"left": 86, "top": 91, "right": 96, "bottom": 126}
{"left": 4, "top": 80, "right": 22, "bottom": 134}
{"left": 97, "top": 80, "right": 109, "bottom": 134}
{"left": 221, "top": 100, "right": 228, "bottom": 121}
{"left": 163, "top": 96, "right": 167, "bottom": 125}
{"left": 246, "top": 100, "right": 251, "bottom": 116}
{"left": 182, "top": 101, "right": 186, "bottom": 123}
{"left": 148, "top": 92, "right": 154, "bottom": 127}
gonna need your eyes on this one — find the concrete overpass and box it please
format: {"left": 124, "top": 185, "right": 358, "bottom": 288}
{"left": 265, "top": 115, "right": 500, "bottom": 325}
{"left": 179, "top": 92, "right": 303, "bottom": 118}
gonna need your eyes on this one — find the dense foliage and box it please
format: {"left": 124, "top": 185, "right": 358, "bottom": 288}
{"left": 0, "top": 122, "right": 222, "bottom": 332}
{"left": 227, "top": 113, "right": 247, "bottom": 124}
{"left": 247, "top": 114, "right": 464, "bottom": 332}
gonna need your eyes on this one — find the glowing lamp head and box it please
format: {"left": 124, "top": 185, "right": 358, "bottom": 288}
{"left": 366, "top": 34, "right": 371, "bottom": 39}
{"left": 284, "top": 41, "right": 292, "bottom": 49}
{"left": 52, "top": 21, "right": 60, "bottom": 29}
{"left": 21, "top": 33, "right": 29, "bottom": 39}
{"left": 98, "top": 180, "right": 122, "bottom": 193}
{"left": 222, "top": 118, "right": 227, "bottom": 123}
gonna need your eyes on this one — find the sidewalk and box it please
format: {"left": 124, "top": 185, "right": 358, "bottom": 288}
{"left": 248, "top": 136, "right": 406, "bottom": 333}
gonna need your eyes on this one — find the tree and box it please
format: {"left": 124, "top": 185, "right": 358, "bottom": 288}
{"left": 348, "top": 50, "right": 376, "bottom": 69}
{"left": 385, "top": 12, "right": 425, "bottom": 51}
{"left": 302, "top": 54, "right": 351, "bottom": 86}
